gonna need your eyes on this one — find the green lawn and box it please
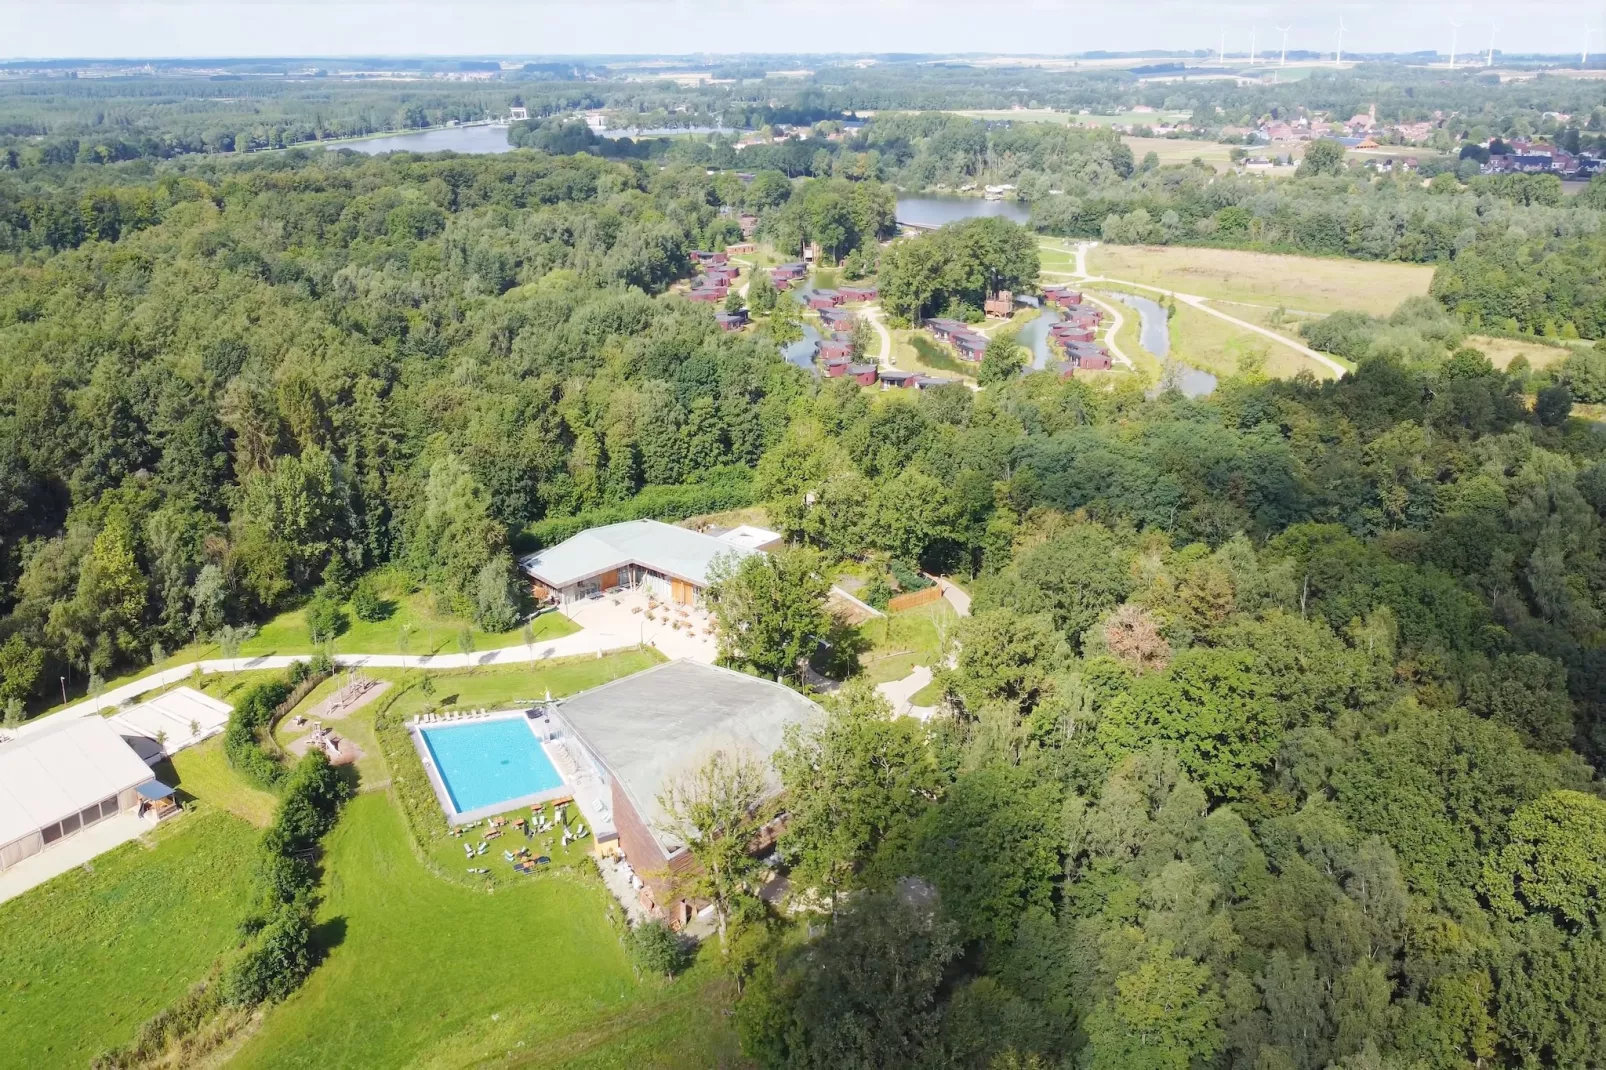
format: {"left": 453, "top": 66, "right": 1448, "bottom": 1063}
{"left": 227, "top": 792, "right": 742, "bottom": 1069}
{"left": 909, "top": 678, "right": 946, "bottom": 707}
{"left": 857, "top": 600, "right": 959, "bottom": 685}
{"left": 0, "top": 810, "right": 261, "bottom": 1067}
{"left": 234, "top": 591, "right": 578, "bottom": 658}
{"left": 164, "top": 736, "right": 280, "bottom": 827}
{"left": 376, "top": 649, "right": 666, "bottom": 721}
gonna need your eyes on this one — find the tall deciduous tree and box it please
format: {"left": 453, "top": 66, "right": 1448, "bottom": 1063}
{"left": 656, "top": 747, "right": 770, "bottom": 947}
{"left": 706, "top": 547, "right": 829, "bottom": 682}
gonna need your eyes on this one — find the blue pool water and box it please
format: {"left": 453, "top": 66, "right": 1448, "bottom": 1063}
{"left": 420, "top": 718, "right": 565, "bottom": 814}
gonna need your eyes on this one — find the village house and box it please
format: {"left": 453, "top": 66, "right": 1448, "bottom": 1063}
{"left": 847, "top": 362, "right": 879, "bottom": 386}
{"left": 837, "top": 284, "right": 878, "bottom": 302}
{"left": 686, "top": 288, "right": 723, "bottom": 304}
{"left": 816, "top": 339, "right": 854, "bottom": 361}
{"left": 878, "top": 369, "right": 920, "bottom": 389}
{"left": 822, "top": 357, "right": 852, "bottom": 377}
{"left": 714, "top": 310, "right": 748, "bottom": 331}
{"left": 818, "top": 308, "right": 856, "bottom": 329}
{"left": 806, "top": 290, "right": 844, "bottom": 310}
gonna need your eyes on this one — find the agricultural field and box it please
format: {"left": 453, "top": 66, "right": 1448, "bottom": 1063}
{"left": 0, "top": 811, "right": 261, "bottom": 1067}
{"left": 1121, "top": 136, "right": 1243, "bottom": 170}
{"left": 225, "top": 792, "right": 741, "bottom": 1069}
{"left": 1087, "top": 244, "right": 1435, "bottom": 316}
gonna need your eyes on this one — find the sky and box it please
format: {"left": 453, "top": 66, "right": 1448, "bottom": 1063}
{"left": 1, "top": 2, "right": 1602, "bottom": 61}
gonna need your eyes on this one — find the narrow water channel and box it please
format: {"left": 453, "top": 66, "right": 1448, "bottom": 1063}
{"left": 1108, "top": 292, "right": 1217, "bottom": 399}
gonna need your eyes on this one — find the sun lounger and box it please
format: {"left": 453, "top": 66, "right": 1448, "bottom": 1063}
{"left": 477, "top": 842, "right": 488, "bottom": 855}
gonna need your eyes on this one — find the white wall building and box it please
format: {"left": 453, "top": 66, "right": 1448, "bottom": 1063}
{"left": 0, "top": 717, "right": 158, "bottom": 872}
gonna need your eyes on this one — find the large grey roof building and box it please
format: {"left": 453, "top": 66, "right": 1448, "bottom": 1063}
{"left": 518, "top": 518, "right": 778, "bottom": 609}
{"left": 550, "top": 659, "right": 819, "bottom": 910}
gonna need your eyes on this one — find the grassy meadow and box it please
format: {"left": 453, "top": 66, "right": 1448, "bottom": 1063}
{"left": 1087, "top": 244, "right": 1435, "bottom": 316}
{"left": 225, "top": 792, "right": 741, "bottom": 1069}
{"left": 0, "top": 810, "right": 261, "bottom": 1067}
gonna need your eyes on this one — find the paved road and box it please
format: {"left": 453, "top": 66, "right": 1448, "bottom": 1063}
{"left": 1054, "top": 241, "right": 1347, "bottom": 379}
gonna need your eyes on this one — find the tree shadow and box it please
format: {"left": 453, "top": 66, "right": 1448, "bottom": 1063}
{"left": 811, "top": 619, "right": 872, "bottom": 680}
{"left": 311, "top": 915, "right": 348, "bottom": 960}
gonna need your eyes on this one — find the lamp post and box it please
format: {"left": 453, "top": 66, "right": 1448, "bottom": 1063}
{"left": 60, "top": 676, "right": 67, "bottom": 704}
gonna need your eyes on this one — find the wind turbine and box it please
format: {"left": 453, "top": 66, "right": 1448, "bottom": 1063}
{"left": 1220, "top": 30, "right": 1227, "bottom": 65}
{"left": 1585, "top": 25, "right": 1593, "bottom": 67}
{"left": 1450, "top": 20, "right": 1461, "bottom": 69}
{"left": 1337, "top": 15, "right": 1347, "bottom": 67}
{"left": 1250, "top": 27, "right": 1258, "bottom": 66}
{"left": 1278, "top": 24, "right": 1292, "bottom": 66}
{"left": 1487, "top": 21, "right": 1496, "bottom": 67}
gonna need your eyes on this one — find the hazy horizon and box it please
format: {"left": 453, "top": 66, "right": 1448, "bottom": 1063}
{"left": 1, "top": 2, "right": 1602, "bottom": 64}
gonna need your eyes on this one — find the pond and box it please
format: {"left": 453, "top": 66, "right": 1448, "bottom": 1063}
{"left": 895, "top": 195, "right": 1031, "bottom": 229}
{"left": 1109, "top": 291, "right": 1217, "bottom": 399}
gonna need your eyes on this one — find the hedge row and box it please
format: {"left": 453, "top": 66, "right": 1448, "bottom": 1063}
{"left": 517, "top": 475, "right": 754, "bottom": 552}
{"left": 95, "top": 668, "right": 353, "bottom": 1068}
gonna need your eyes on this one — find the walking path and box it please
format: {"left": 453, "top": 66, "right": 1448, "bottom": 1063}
{"left": 876, "top": 664, "right": 935, "bottom": 719}
{"left": 1050, "top": 241, "right": 1347, "bottom": 379}
{"left": 863, "top": 305, "right": 894, "bottom": 367}
{"left": 18, "top": 627, "right": 638, "bottom": 739}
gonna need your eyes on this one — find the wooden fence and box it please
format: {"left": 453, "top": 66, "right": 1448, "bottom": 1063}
{"left": 887, "top": 585, "right": 944, "bottom": 613}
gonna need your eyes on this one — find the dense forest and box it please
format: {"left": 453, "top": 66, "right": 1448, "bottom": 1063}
{"left": 1, "top": 108, "right": 1605, "bottom": 1068}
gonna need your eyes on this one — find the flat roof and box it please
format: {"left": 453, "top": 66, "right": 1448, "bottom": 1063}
{"left": 0, "top": 717, "right": 154, "bottom": 846}
{"left": 519, "top": 518, "right": 759, "bottom": 591}
{"left": 107, "top": 687, "right": 232, "bottom": 763}
{"left": 554, "top": 660, "right": 820, "bottom": 858}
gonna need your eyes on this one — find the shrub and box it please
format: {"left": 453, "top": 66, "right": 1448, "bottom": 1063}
{"left": 626, "top": 920, "right": 691, "bottom": 978}
{"left": 351, "top": 576, "right": 389, "bottom": 622}
{"left": 888, "top": 560, "right": 933, "bottom": 593}
{"left": 863, "top": 576, "right": 894, "bottom": 609}
{"left": 224, "top": 681, "right": 291, "bottom": 789}
{"left": 304, "top": 594, "right": 348, "bottom": 644}
{"left": 222, "top": 902, "right": 315, "bottom": 1006}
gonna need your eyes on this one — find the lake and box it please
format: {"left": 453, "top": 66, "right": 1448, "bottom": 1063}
{"left": 341, "top": 125, "right": 516, "bottom": 155}
{"left": 895, "top": 195, "right": 1030, "bottom": 229}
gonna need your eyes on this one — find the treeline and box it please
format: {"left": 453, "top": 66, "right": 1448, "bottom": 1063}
{"left": 0, "top": 150, "right": 880, "bottom": 711}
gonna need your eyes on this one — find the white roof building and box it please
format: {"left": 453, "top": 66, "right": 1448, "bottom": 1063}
{"left": 107, "top": 686, "right": 233, "bottom": 764}
{"left": 0, "top": 716, "right": 156, "bottom": 871}
{"left": 519, "top": 519, "right": 779, "bottom": 608}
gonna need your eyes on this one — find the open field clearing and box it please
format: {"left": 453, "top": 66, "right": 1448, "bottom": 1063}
{"left": 1120, "top": 137, "right": 1240, "bottom": 169}
{"left": 227, "top": 792, "right": 740, "bottom": 1069}
{"left": 1167, "top": 300, "right": 1332, "bottom": 380}
{"left": 856, "top": 599, "right": 960, "bottom": 685}
{"left": 0, "top": 811, "right": 260, "bottom": 1067}
{"left": 1466, "top": 334, "right": 1575, "bottom": 371}
{"left": 1087, "top": 245, "right": 1434, "bottom": 316}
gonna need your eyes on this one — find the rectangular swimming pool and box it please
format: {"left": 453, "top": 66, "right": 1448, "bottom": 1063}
{"left": 419, "top": 717, "right": 565, "bottom": 816}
